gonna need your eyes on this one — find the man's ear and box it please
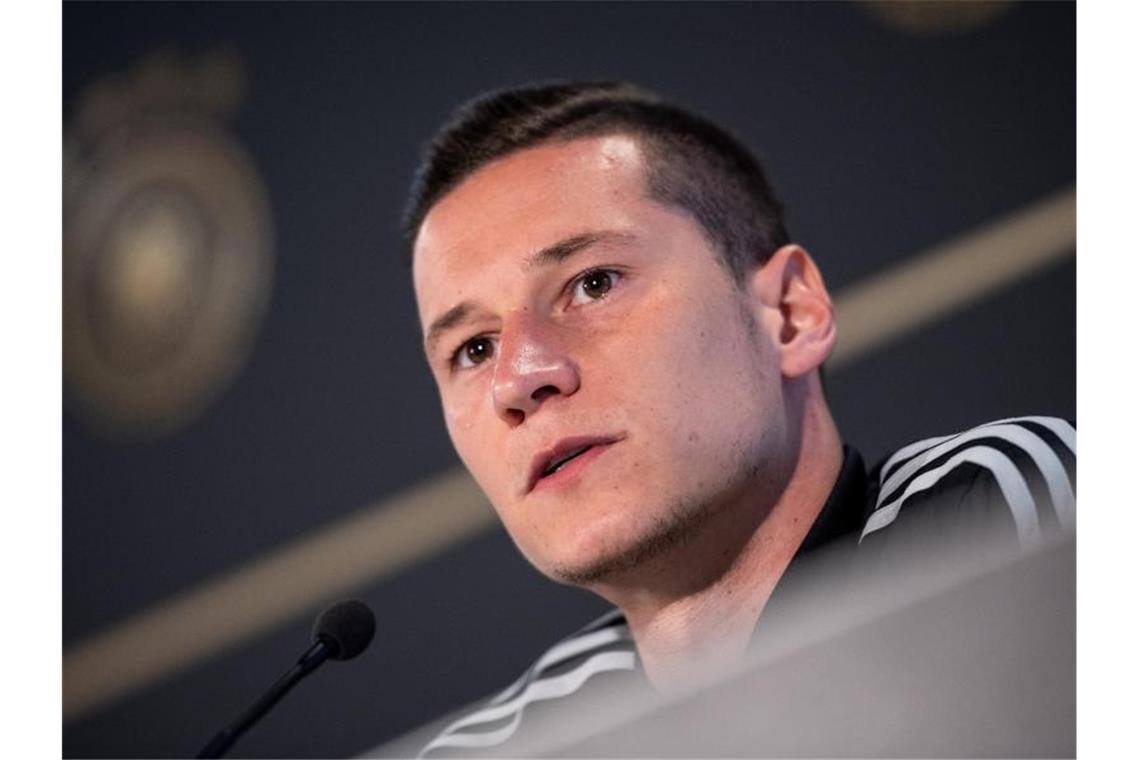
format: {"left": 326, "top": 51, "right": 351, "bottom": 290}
{"left": 748, "top": 244, "right": 837, "bottom": 378}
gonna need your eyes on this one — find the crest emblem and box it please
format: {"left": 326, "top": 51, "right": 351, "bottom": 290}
{"left": 64, "top": 49, "right": 274, "bottom": 437}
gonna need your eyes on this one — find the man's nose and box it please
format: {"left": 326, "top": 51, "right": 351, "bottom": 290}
{"left": 491, "top": 314, "right": 580, "bottom": 427}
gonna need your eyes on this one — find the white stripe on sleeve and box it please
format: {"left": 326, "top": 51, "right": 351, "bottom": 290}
{"left": 419, "top": 650, "right": 636, "bottom": 755}
{"left": 861, "top": 445, "right": 1039, "bottom": 548}
{"left": 879, "top": 423, "right": 1067, "bottom": 510}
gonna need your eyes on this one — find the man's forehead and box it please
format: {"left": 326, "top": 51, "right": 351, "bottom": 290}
{"left": 414, "top": 136, "right": 645, "bottom": 257}
{"left": 411, "top": 135, "right": 648, "bottom": 308}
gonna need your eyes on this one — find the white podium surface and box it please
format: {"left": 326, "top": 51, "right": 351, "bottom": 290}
{"left": 373, "top": 536, "right": 1074, "bottom": 758}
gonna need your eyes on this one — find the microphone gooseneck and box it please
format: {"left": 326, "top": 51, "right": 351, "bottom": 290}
{"left": 196, "top": 599, "right": 376, "bottom": 759}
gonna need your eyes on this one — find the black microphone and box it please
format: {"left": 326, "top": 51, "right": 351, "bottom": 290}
{"left": 196, "top": 599, "right": 376, "bottom": 759}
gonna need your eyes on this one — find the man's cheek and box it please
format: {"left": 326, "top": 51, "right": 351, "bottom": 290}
{"left": 443, "top": 387, "right": 482, "bottom": 438}
{"left": 444, "top": 402, "right": 487, "bottom": 477}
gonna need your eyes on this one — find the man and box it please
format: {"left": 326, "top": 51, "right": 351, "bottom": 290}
{"left": 403, "top": 82, "right": 1075, "bottom": 757}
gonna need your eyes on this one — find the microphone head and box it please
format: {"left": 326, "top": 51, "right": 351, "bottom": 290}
{"left": 313, "top": 599, "right": 376, "bottom": 660}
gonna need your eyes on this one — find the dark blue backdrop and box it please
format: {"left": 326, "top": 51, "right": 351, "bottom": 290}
{"left": 63, "top": 2, "right": 1074, "bottom": 757}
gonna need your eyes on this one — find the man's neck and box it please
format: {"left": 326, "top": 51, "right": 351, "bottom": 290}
{"left": 589, "top": 394, "right": 843, "bottom": 690}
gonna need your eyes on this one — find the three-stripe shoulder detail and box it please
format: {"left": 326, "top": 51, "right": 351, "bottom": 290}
{"left": 860, "top": 416, "right": 1075, "bottom": 548}
{"left": 418, "top": 610, "right": 635, "bottom": 757}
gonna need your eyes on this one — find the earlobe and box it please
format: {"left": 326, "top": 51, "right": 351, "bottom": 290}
{"left": 750, "top": 245, "right": 837, "bottom": 378}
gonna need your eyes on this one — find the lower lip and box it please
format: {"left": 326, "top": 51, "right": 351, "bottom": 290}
{"left": 532, "top": 443, "right": 615, "bottom": 493}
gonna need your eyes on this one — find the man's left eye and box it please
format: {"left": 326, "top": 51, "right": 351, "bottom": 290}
{"left": 570, "top": 269, "right": 621, "bottom": 305}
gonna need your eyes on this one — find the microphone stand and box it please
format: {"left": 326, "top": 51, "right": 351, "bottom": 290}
{"left": 197, "top": 640, "right": 332, "bottom": 759}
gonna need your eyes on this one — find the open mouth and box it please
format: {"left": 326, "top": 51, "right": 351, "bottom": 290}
{"left": 527, "top": 436, "right": 623, "bottom": 494}
{"left": 541, "top": 445, "right": 594, "bottom": 478}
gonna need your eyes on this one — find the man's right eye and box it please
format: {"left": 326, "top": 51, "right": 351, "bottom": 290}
{"left": 453, "top": 336, "right": 496, "bottom": 369}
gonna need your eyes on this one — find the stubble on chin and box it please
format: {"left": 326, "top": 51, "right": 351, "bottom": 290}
{"left": 547, "top": 494, "right": 714, "bottom": 586}
{"left": 547, "top": 455, "right": 765, "bottom": 588}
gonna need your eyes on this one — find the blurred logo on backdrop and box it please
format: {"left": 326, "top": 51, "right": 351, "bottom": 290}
{"left": 64, "top": 49, "right": 274, "bottom": 439}
{"left": 858, "top": 0, "right": 1015, "bottom": 34}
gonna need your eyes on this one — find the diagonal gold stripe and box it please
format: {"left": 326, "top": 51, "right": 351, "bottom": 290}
{"left": 63, "top": 185, "right": 1076, "bottom": 722}
{"left": 830, "top": 186, "right": 1075, "bottom": 367}
{"left": 63, "top": 469, "right": 494, "bottom": 720}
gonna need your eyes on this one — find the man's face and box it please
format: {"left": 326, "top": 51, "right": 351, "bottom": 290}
{"left": 413, "top": 135, "right": 792, "bottom": 585}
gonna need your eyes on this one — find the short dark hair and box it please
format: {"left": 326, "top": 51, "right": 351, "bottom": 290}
{"left": 402, "top": 81, "right": 790, "bottom": 280}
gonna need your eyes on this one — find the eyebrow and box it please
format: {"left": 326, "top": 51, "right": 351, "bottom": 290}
{"left": 424, "top": 229, "right": 635, "bottom": 354}
{"left": 523, "top": 230, "right": 633, "bottom": 271}
{"left": 425, "top": 301, "right": 476, "bottom": 355}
